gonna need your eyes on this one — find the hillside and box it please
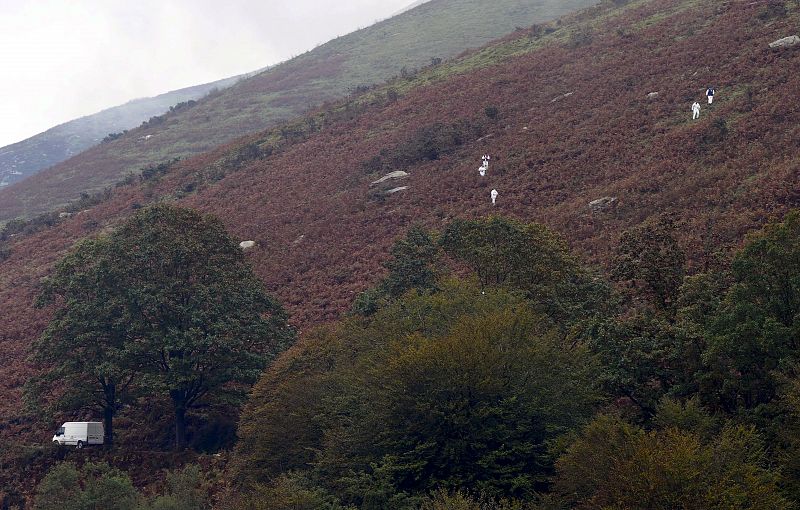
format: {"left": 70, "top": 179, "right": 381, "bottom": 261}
{"left": 0, "top": 74, "right": 245, "bottom": 189}
{"left": 0, "top": 0, "right": 597, "bottom": 222}
{"left": 1, "top": 0, "right": 800, "bottom": 504}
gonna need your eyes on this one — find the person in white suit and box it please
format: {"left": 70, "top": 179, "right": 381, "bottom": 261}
{"left": 692, "top": 101, "right": 701, "bottom": 120}
{"left": 491, "top": 189, "right": 499, "bottom": 205}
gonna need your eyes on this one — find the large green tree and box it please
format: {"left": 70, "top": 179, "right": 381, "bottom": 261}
{"left": 703, "top": 210, "right": 800, "bottom": 414}
{"left": 29, "top": 237, "right": 138, "bottom": 446}
{"left": 32, "top": 204, "right": 294, "bottom": 449}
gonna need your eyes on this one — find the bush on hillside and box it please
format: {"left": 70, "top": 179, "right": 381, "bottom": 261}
{"left": 34, "top": 462, "right": 139, "bottom": 510}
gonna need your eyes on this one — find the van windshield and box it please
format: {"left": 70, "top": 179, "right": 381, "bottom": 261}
{"left": 56, "top": 427, "right": 64, "bottom": 436}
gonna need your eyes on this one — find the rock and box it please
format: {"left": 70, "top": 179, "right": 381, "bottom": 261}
{"left": 385, "top": 186, "right": 409, "bottom": 195}
{"left": 58, "top": 212, "right": 72, "bottom": 218}
{"left": 370, "top": 171, "right": 409, "bottom": 186}
{"left": 769, "top": 35, "right": 800, "bottom": 49}
{"left": 588, "top": 196, "right": 617, "bottom": 212}
{"left": 550, "top": 91, "right": 574, "bottom": 103}
{"left": 239, "top": 240, "right": 256, "bottom": 250}
{"left": 647, "top": 91, "right": 660, "bottom": 99}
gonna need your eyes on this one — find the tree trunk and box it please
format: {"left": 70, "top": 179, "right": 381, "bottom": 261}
{"left": 174, "top": 404, "right": 187, "bottom": 450}
{"left": 102, "top": 381, "right": 116, "bottom": 449}
{"left": 103, "top": 406, "right": 114, "bottom": 448}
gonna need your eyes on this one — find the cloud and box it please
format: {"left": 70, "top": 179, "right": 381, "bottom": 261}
{"left": 0, "top": 0, "right": 412, "bottom": 147}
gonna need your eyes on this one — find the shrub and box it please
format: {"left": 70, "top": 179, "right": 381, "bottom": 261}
{"left": 34, "top": 462, "right": 139, "bottom": 510}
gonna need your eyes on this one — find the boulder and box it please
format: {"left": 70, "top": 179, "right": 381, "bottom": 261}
{"left": 385, "top": 186, "right": 409, "bottom": 195}
{"left": 370, "top": 170, "right": 409, "bottom": 186}
{"left": 588, "top": 196, "right": 617, "bottom": 212}
{"left": 550, "top": 91, "right": 574, "bottom": 103}
{"left": 647, "top": 91, "right": 659, "bottom": 99}
{"left": 239, "top": 240, "right": 256, "bottom": 250}
{"left": 769, "top": 35, "right": 800, "bottom": 49}
{"left": 58, "top": 212, "right": 72, "bottom": 218}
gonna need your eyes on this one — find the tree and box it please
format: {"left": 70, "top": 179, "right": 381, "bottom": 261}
{"left": 114, "top": 205, "right": 294, "bottom": 448}
{"left": 439, "top": 216, "right": 611, "bottom": 327}
{"left": 554, "top": 415, "right": 791, "bottom": 509}
{"left": 235, "top": 281, "right": 598, "bottom": 503}
{"left": 32, "top": 204, "right": 294, "bottom": 449}
{"left": 28, "top": 237, "right": 139, "bottom": 446}
{"left": 382, "top": 225, "right": 440, "bottom": 298}
{"left": 355, "top": 309, "right": 598, "bottom": 498}
{"left": 702, "top": 210, "right": 800, "bottom": 415}
{"left": 352, "top": 225, "right": 440, "bottom": 316}
{"left": 143, "top": 465, "right": 211, "bottom": 510}
{"left": 611, "top": 215, "right": 686, "bottom": 311}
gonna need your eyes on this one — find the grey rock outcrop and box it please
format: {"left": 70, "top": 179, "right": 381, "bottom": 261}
{"left": 370, "top": 171, "right": 409, "bottom": 186}
{"left": 769, "top": 35, "right": 800, "bottom": 49}
{"left": 385, "top": 186, "right": 409, "bottom": 195}
{"left": 588, "top": 196, "right": 617, "bottom": 212}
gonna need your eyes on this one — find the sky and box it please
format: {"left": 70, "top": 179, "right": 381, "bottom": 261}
{"left": 0, "top": 0, "right": 417, "bottom": 148}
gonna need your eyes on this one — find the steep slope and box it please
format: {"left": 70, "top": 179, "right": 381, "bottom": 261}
{"left": 0, "top": 74, "right": 245, "bottom": 188}
{"left": 2, "top": 0, "right": 800, "bottom": 502}
{"left": 0, "top": 0, "right": 597, "bottom": 221}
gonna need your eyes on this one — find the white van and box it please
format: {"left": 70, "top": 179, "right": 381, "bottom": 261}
{"left": 52, "top": 422, "right": 104, "bottom": 448}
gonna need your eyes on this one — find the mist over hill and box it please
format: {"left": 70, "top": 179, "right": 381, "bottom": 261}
{"left": 0, "top": 0, "right": 597, "bottom": 222}
{"left": 0, "top": 74, "right": 245, "bottom": 189}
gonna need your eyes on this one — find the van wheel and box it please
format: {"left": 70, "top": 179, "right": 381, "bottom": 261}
{"left": 53, "top": 440, "right": 60, "bottom": 446}
{"left": 76, "top": 441, "right": 84, "bottom": 449}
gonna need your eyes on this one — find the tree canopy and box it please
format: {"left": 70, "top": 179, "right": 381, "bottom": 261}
{"left": 29, "top": 204, "right": 294, "bottom": 449}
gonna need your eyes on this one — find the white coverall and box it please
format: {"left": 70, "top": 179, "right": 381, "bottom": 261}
{"left": 692, "top": 102, "right": 701, "bottom": 120}
{"left": 491, "top": 189, "right": 499, "bottom": 205}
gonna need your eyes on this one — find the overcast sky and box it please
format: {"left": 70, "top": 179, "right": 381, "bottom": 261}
{"left": 0, "top": 0, "right": 417, "bottom": 148}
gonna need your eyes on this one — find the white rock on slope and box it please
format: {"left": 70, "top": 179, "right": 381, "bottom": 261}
{"left": 769, "top": 35, "right": 800, "bottom": 49}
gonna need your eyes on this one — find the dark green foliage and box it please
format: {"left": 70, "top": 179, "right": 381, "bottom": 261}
{"left": 29, "top": 204, "right": 294, "bottom": 449}
{"left": 34, "top": 462, "right": 139, "bottom": 510}
{"left": 566, "top": 28, "right": 593, "bottom": 48}
{"left": 102, "top": 131, "right": 128, "bottom": 143}
{"left": 484, "top": 106, "right": 499, "bottom": 120}
{"left": 233, "top": 473, "right": 352, "bottom": 510}
{"left": 352, "top": 225, "right": 440, "bottom": 316}
{"left": 33, "top": 463, "right": 212, "bottom": 510}
{"left": 363, "top": 120, "right": 484, "bottom": 174}
{"left": 143, "top": 465, "right": 210, "bottom": 510}
{"left": 440, "top": 216, "right": 612, "bottom": 326}
{"left": 28, "top": 236, "right": 138, "bottom": 446}
{"left": 587, "top": 313, "right": 683, "bottom": 418}
{"left": 554, "top": 415, "right": 792, "bottom": 509}
{"left": 139, "top": 159, "right": 180, "bottom": 183}
{"left": 612, "top": 215, "right": 686, "bottom": 310}
{"left": 109, "top": 205, "right": 294, "bottom": 448}
{"left": 382, "top": 225, "right": 440, "bottom": 298}
{"left": 351, "top": 310, "right": 598, "bottom": 498}
{"left": 236, "top": 280, "right": 599, "bottom": 505}
{"left": 758, "top": 0, "right": 788, "bottom": 21}
{"left": 703, "top": 210, "right": 800, "bottom": 414}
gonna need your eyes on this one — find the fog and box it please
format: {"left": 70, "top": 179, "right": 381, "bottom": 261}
{"left": 0, "top": 0, "right": 419, "bottom": 147}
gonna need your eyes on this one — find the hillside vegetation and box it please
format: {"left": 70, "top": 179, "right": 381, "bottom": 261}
{"left": 0, "top": 73, "right": 244, "bottom": 189}
{"left": 1, "top": 0, "right": 799, "bottom": 506}
{"left": 0, "top": 0, "right": 597, "bottom": 221}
